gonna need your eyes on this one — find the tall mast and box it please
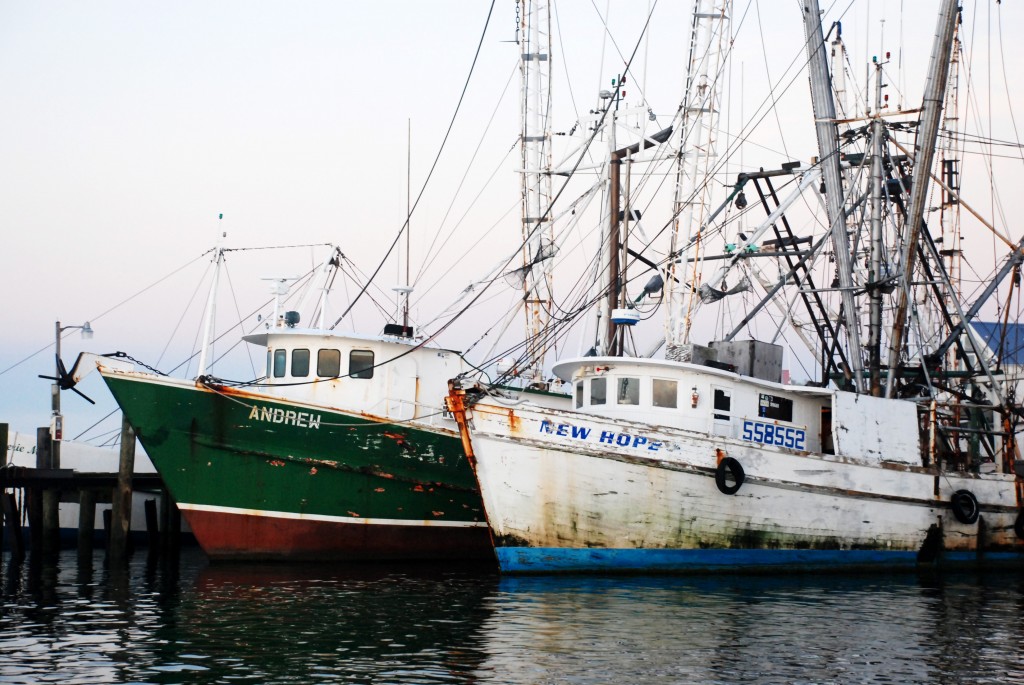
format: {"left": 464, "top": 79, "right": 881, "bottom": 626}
{"left": 938, "top": 23, "right": 962, "bottom": 371}
{"left": 196, "top": 245, "right": 224, "bottom": 379}
{"left": 665, "top": 0, "right": 731, "bottom": 358}
{"left": 801, "top": 0, "right": 864, "bottom": 393}
{"left": 884, "top": 0, "right": 959, "bottom": 397}
{"left": 404, "top": 118, "right": 412, "bottom": 330}
{"left": 519, "top": 0, "right": 553, "bottom": 385}
{"left": 867, "top": 60, "right": 885, "bottom": 395}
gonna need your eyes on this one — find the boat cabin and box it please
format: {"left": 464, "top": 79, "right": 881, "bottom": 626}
{"left": 552, "top": 342, "right": 922, "bottom": 465}
{"left": 241, "top": 328, "right": 470, "bottom": 423}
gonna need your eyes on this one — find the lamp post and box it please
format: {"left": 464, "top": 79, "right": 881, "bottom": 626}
{"left": 51, "top": 320, "right": 93, "bottom": 468}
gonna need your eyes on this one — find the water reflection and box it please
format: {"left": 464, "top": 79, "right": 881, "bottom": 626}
{"left": 169, "top": 560, "right": 499, "bottom": 683}
{"left": 477, "top": 573, "right": 1024, "bottom": 684}
{"left": 0, "top": 551, "right": 1022, "bottom": 684}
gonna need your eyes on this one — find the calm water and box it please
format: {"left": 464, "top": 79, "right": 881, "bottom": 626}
{"left": 1, "top": 549, "right": 1023, "bottom": 684}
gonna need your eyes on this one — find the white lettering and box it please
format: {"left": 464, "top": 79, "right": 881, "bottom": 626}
{"left": 248, "top": 405, "right": 322, "bottom": 430}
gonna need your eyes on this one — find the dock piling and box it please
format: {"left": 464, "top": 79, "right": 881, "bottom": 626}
{"left": 2, "top": 492, "right": 24, "bottom": 560}
{"left": 77, "top": 489, "right": 96, "bottom": 557}
{"left": 108, "top": 416, "right": 135, "bottom": 562}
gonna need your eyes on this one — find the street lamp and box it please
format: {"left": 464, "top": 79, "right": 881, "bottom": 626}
{"left": 50, "top": 320, "right": 94, "bottom": 467}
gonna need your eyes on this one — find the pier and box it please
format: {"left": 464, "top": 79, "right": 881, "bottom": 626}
{"left": 0, "top": 421, "right": 184, "bottom": 562}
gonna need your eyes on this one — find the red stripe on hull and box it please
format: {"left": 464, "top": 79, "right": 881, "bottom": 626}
{"left": 183, "top": 509, "right": 495, "bottom": 562}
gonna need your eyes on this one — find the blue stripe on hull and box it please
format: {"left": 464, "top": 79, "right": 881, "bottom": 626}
{"left": 495, "top": 547, "right": 1024, "bottom": 574}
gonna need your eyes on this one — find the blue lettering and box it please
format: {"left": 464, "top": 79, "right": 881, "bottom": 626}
{"left": 648, "top": 441, "right": 662, "bottom": 452}
{"left": 571, "top": 425, "right": 592, "bottom": 440}
{"left": 740, "top": 421, "right": 807, "bottom": 450}
{"left": 599, "top": 431, "right": 615, "bottom": 444}
{"left": 539, "top": 420, "right": 553, "bottom": 434}
{"left": 556, "top": 424, "right": 569, "bottom": 437}
{"left": 632, "top": 436, "right": 648, "bottom": 448}
{"left": 616, "top": 434, "right": 631, "bottom": 447}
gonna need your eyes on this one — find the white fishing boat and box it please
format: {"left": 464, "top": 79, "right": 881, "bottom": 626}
{"left": 447, "top": 0, "right": 1024, "bottom": 573}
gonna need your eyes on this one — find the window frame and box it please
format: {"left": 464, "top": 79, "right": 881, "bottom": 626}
{"left": 713, "top": 387, "right": 732, "bottom": 421}
{"left": 272, "top": 349, "right": 287, "bottom": 378}
{"left": 291, "top": 348, "right": 310, "bottom": 378}
{"left": 317, "top": 348, "right": 341, "bottom": 378}
{"left": 349, "top": 349, "right": 375, "bottom": 379}
{"left": 652, "top": 378, "right": 678, "bottom": 408}
{"left": 616, "top": 377, "right": 640, "bottom": 405}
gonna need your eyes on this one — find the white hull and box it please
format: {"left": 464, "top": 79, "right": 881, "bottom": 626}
{"left": 462, "top": 382, "right": 1024, "bottom": 573}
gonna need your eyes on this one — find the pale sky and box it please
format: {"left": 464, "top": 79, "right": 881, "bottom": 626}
{"left": 1, "top": 1, "right": 1022, "bottom": 445}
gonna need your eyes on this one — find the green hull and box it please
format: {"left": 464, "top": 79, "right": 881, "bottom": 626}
{"left": 101, "top": 373, "right": 491, "bottom": 561}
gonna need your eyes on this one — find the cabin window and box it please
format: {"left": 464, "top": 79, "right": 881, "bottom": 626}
{"left": 713, "top": 388, "right": 731, "bottom": 420}
{"left": 617, "top": 377, "right": 640, "bottom": 405}
{"left": 758, "top": 393, "right": 793, "bottom": 422}
{"left": 575, "top": 381, "right": 584, "bottom": 408}
{"left": 590, "top": 377, "right": 607, "bottom": 405}
{"left": 291, "top": 349, "right": 310, "bottom": 377}
{"left": 349, "top": 350, "right": 375, "bottom": 379}
{"left": 273, "top": 349, "right": 287, "bottom": 378}
{"left": 318, "top": 349, "right": 341, "bottom": 377}
{"left": 653, "top": 379, "right": 678, "bottom": 408}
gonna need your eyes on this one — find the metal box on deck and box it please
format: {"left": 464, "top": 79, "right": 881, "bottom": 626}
{"left": 709, "top": 339, "right": 783, "bottom": 382}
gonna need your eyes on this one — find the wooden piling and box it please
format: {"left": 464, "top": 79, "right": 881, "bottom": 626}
{"left": 41, "top": 489, "right": 60, "bottom": 556}
{"left": 77, "top": 489, "right": 96, "bottom": 557}
{"left": 26, "top": 488, "right": 42, "bottom": 554}
{"left": 33, "top": 426, "right": 60, "bottom": 555}
{"left": 144, "top": 498, "right": 160, "bottom": 553}
{"left": 2, "top": 492, "right": 24, "bottom": 560}
{"left": 159, "top": 488, "right": 181, "bottom": 559}
{"left": 108, "top": 416, "right": 135, "bottom": 562}
{"left": 35, "top": 427, "right": 51, "bottom": 469}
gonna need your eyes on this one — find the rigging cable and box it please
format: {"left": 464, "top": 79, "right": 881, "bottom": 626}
{"left": 413, "top": 59, "right": 521, "bottom": 285}
{"left": 0, "top": 250, "right": 210, "bottom": 379}
{"left": 330, "top": 0, "right": 499, "bottom": 331}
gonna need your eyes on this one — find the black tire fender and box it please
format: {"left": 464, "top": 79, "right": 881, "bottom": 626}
{"left": 715, "top": 457, "right": 745, "bottom": 495}
{"left": 950, "top": 489, "right": 980, "bottom": 525}
{"left": 1015, "top": 510, "right": 1024, "bottom": 540}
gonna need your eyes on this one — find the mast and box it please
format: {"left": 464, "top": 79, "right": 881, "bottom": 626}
{"left": 884, "top": 0, "right": 959, "bottom": 397}
{"left": 405, "top": 118, "right": 412, "bottom": 330}
{"left": 801, "top": 0, "right": 864, "bottom": 392}
{"left": 665, "top": 0, "right": 731, "bottom": 359}
{"left": 196, "top": 245, "right": 224, "bottom": 379}
{"left": 519, "top": 0, "right": 554, "bottom": 385}
{"left": 867, "top": 60, "right": 885, "bottom": 396}
{"left": 938, "top": 22, "right": 962, "bottom": 371}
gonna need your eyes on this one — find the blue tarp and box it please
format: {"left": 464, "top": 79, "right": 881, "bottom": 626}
{"left": 969, "top": 321, "right": 1024, "bottom": 366}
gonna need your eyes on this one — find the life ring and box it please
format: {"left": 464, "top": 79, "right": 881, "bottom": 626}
{"left": 715, "top": 457, "right": 745, "bottom": 495}
{"left": 1015, "top": 510, "right": 1024, "bottom": 540}
{"left": 950, "top": 489, "right": 980, "bottom": 525}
